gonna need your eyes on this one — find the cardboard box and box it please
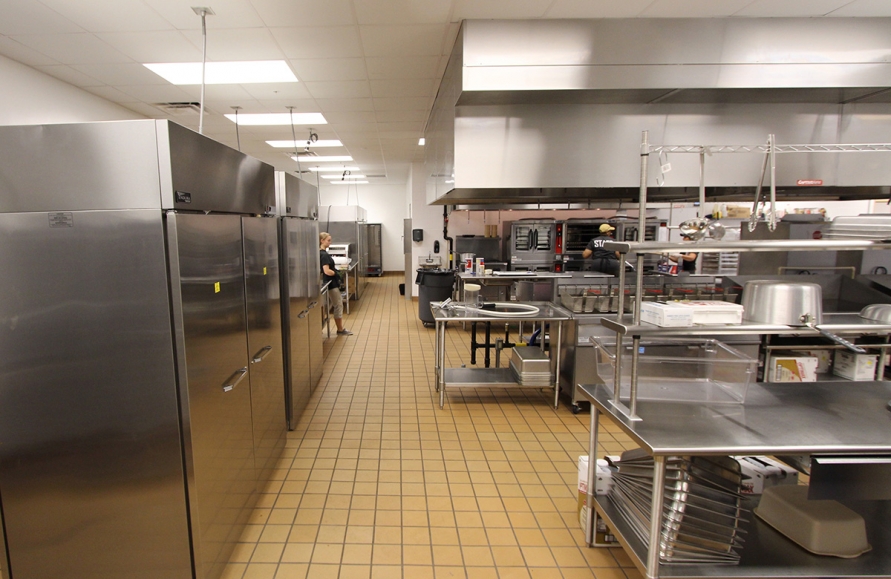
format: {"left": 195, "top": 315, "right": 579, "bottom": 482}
{"left": 640, "top": 301, "right": 693, "bottom": 327}
{"left": 672, "top": 300, "right": 745, "bottom": 325}
{"left": 577, "top": 455, "right": 617, "bottom": 544}
{"left": 833, "top": 351, "right": 877, "bottom": 381}
{"left": 734, "top": 456, "right": 799, "bottom": 495}
{"left": 726, "top": 205, "right": 752, "bottom": 218}
{"left": 768, "top": 356, "right": 818, "bottom": 382}
{"left": 790, "top": 349, "right": 832, "bottom": 373}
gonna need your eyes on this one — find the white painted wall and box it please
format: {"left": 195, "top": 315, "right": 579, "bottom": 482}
{"left": 0, "top": 54, "right": 142, "bottom": 124}
{"left": 316, "top": 180, "right": 407, "bottom": 273}
{"left": 411, "top": 162, "right": 448, "bottom": 297}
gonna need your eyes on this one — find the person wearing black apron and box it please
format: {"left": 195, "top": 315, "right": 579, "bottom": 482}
{"left": 320, "top": 232, "right": 353, "bottom": 336}
{"left": 673, "top": 234, "right": 699, "bottom": 274}
{"left": 582, "top": 223, "right": 622, "bottom": 276}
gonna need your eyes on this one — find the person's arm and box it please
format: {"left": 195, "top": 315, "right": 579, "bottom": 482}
{"left": 323, "top": 263, "right": 338, "bottom": 277}
{"left": 582, "top": 248, "right": 592, "bottom": 258}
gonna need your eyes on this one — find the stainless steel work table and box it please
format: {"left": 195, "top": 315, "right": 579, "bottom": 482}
{"left": 578, "top": 380, "right": 891, "bottom": 579}
{"left": 431, "top": 302, "right": 572, "bottom": 409}
{"left": 336, "top": 261, "right": 358, "bottom": 314}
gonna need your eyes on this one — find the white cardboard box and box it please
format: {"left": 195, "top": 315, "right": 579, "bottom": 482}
{"left": 733, "top": 456, "right": 799, "bottom": 495}
{"left": 640, "top": 301, "right": 693, "bottom": 327}
{"left": 833, "top": 351, "right": 877, "bottom": 381}
{"left": 577, "top": 456, "right": 617, "bottom": 543}
{"left": 790, "top": 349, "right": 832, "bottom": 373}
{"left": 768, "top": 356, "right": 818, "bottom": 382}
{"left": 672, "top": 300, "right": 745, "bottom": 324}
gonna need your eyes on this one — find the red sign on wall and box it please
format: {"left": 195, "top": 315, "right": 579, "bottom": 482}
{"left": 796, "top": 179, "right": 823, "bottom": 186}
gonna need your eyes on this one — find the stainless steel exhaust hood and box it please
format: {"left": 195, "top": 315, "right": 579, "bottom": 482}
{"left": 425, "top": 19, "right": 891, "bottom": 206}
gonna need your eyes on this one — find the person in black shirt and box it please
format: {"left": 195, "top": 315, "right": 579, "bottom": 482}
{"left": 320, "top": 232, "right": 353, "bottom": 336}
{"left": 672, "top": 234, "right": 699, "bottom": 274}
{"left": 582, "top": 223, "right": 622, "bottom": 275}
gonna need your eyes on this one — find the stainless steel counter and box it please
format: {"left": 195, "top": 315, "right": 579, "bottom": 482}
{"left": 431, "top": 302, "right": 572, "bottom": 408}
{"left": 580, "top": 381, "right": 891, "bottom": 456}
{"left": 601, "top": 312, "right": 891, "bottom": 337}
{"left": 578, "top": 380, "right": 891, "bottom": 579}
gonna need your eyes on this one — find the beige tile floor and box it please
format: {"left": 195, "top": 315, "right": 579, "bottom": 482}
{"left": 222, "top": 273, "right": 643, "bottom": 579}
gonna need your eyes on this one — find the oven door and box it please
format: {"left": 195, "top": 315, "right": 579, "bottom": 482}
{"left": 511, "top": 222, "right": 556, "bottom": 264}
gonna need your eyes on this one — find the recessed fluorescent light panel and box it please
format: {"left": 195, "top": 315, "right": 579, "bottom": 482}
{"left": 267, "top": 139, "right": 343, "bottom": 148}
{"left": 144, "top": 61, "right": 297, "bottom": 85}
{"left": 330, "top": 181, "right": 368, "bottom": 185}
{"left": 418, "top": 138, "right": 425, "bottom": 146}
{"left": 307, "top": 166, "right": 360, "bottom": 172}
{"left": 321, "top": 174, "right": 366, "bottom": 179}
{"left": 225, "top": 113, "right": 327, "bottom": 126}
{"left": 293, "top": 155, "right": 353, "bottom": 162}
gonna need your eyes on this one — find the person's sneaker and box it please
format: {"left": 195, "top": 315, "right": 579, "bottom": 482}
{"left": 336, "top": 329, "right": 353, "bottom": 335}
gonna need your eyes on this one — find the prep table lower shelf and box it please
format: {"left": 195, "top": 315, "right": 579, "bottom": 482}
{"left": 442, "top": 367, "right": 551, "bottom": 388}
{"left": 594, "top": 493, "right": 891, "bottom": 579}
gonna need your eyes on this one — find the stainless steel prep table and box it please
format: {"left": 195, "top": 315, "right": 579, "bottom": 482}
{"left": 579, "top": 380, "right": 891, "bottom": 579}
{"left": 457, "top": 271, "right": 579, "bottom": 303}
{"left": 336, "top": 261, "right": 359, "bottom": 314}
{"left": 432, "top": 301, "right": 572, "bottom": 409}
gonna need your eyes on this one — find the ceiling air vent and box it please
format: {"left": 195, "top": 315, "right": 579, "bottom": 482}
{"left": 365, "top": 174, "right": 386, "bottom": 179}
{"left": 154, "top": 102, "right": 201, "bottom": 115}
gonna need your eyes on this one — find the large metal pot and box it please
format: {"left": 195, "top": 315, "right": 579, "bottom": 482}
{"left": 742, "top": 280, "right": 865, "bottom": 353}
{"left": 741, "top": 280, "right": 822, "bottom": 325}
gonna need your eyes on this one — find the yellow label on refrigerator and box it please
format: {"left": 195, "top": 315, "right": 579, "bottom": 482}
{"left": 214, "top": 282, "right": 221, "bottom": 293}
{"left": 263, "top": 267, "right": 267, "bottom": 275}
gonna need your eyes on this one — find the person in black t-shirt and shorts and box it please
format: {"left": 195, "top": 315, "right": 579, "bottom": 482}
{"left": 582, "top": 223, "right": 622, "bottom": 276}
{"left": 320, "top": 232, "right": 353, "bottom": 336}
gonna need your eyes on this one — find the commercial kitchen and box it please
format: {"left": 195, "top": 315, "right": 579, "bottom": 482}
{"left": 2, "top": 3, "right": 891, "bottom": 579}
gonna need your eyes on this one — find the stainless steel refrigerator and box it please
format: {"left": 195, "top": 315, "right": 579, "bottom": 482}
{"left": 366, "top": 223, "right": 383, "bottom": 276}
{"left": 0, "top": 120, "right": 285, "bottom": 579}
{"left": 276, "top": 172, "right": 323, "bottom": 429}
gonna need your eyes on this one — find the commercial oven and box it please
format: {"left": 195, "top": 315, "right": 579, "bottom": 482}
{"left": 556, "top": 219, "right": 665, "bottom": 272}
{"left": 505, "top": 219, "right": 558, "bottom": 271}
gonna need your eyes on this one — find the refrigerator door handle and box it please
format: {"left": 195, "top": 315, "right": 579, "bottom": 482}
{"left": 251, "top": 346, "right": 273, "bottom": 364}
{"left": 307, "top": 301, "right": 318, "bottom": 309}
{"left": 297, "top": 309, "right": 308, "bottom": 319}
{"left": 222, "top": 367, "right": 248, "bottom": 392}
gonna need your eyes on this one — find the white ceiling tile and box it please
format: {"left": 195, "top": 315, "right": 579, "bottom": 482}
{"left": 303, "top": 80, "right": 372, "bottom": 99}
{"left": 544, "top": 0, "right": 655, "bottom": 18}
{"left": 179, "top": 83, "right": 257, "bottom": 100}
{"left": 375, "top": 109, "right": 429, "bottom": 123}
{"left": 0, "top": 37, "right": 60, "bottom": 66}
{"left": 324, "top": 110, "right": 378, "bottom": 124}
{"left": 124, "top": 101, "right": 172, "bottom": 118}
{"left": 115, "top": 84, "right": 197, "bottom": 103}
{"left": 441, "top": 22, "right": 461, "bottom": 55}
{"left": 359, "top": 24, "right": 449, "bottom": 57}
{"left": 0, "top": 1, "right": 84, "bottom": 35}
{"left": 370, "top": 78, "right": 435, "bottom": 98}
{"left": 251, "top": 0, "right": 356, "bottom": 26}
{"left": 187, "top": 28, "right": 288, "bottom": 60}
{"left": 733, "top": 0, "right": 851, "bottom": 17}
{"left": 271, "top": 26, "right": 364, "bottom": 59}
{"left": 81, "top": 84, "right": 141, "bottom": 103}
{"left": 452, "top": 0, "right": 552, "bottom": 19}
{"left": 73, "top": 62, "right": 168, "bottom": 86}
{"left": 241, "top": 82, "right": 313, "bottom": 100}
{"left": 96, "top": 31, "right": 203, "bottom": 62}
{"left": 33, "top": 64, "right": 104, "bottom": 87}
{"left": 825, "top": 0, "right": 891, "bottom": 16}
{"left": 142, "top": 0, "right": 267, "bottom": 29}
{"left": 366, "top": 56, "right": 440, "bottom": 79}
{"left": 377, "top": 121, "right": 425, "bottom": 132}
{"left": 640, "top": 0, "right": 754, "bottom": 18}
{"left": 11, "top": 33, "right": 132, "bottom": 65}
{"left": 37, "top": 0, "right": 176, "bottom": 32}
{"left": 353, "top": 0, "right": 452, "bottom": 24}
{"left": 372, "top": 96, "right": 431, "bottom": 111}
{"left": 332, "top": 123, "right": 380, "bottom": 135}
{"left": 289, "top": 58, "right": 368, "bottom": 82}
{"left": 315, "top": 98, "right": 375, "bottom": 112}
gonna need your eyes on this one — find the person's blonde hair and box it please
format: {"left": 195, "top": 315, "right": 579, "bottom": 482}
{"left": 319, "top": 232, "right": 331, "bottom": 248}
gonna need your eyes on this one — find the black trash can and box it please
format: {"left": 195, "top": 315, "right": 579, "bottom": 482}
{"left": 415, "top": 268, "right": 455, "bottom": 326}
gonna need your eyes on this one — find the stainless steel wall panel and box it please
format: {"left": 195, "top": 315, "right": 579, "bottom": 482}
{"left": 0, "top": 121, "right": 163, "bottom": 212}
{"left": 166, "top": 213, "right": 256, "bottom": 579}
{"left": 0, "top": 210, "right": 191, "bottom": 579}
{"left": 163, "top": 121, "right": 275, "bottom": 214}
{"left": 242, "top": 216, "right": 287, "bottom": 485}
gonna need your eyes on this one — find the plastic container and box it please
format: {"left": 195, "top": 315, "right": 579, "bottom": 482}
{"left": 591, "top": 337, "right": 756, "bottom": 404}
{"left": 463, "top": 283, "right": 481, "bottom": 313}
